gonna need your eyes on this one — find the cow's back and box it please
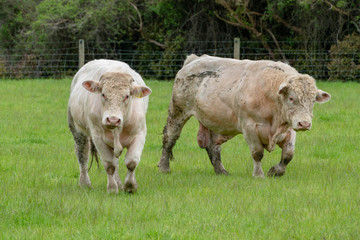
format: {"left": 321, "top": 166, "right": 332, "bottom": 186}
{"left": 178, "top": 55, "right": 296, "bottom": 85}
{"left": 175, "top": 55, "right": 298, "bottom": 102}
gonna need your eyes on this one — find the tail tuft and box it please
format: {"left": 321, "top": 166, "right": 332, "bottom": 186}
{"left": 89, "top": 139, "right": 100, "bottom": 170}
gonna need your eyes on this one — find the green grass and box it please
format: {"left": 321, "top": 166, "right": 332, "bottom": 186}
{"left": 0, "top": 79, "right": 359, "bottom": 239}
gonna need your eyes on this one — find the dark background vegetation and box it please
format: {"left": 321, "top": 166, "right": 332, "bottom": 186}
{"left": 1, "top": 0, "right": 359, "bottom": 80}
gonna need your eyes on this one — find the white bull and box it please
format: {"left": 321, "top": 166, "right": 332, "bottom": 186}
{"left": 159, "top": 54, "right": 330, "bottom": 177}
{"left": 68, "top": 59, "right": 151, "bottom": 193}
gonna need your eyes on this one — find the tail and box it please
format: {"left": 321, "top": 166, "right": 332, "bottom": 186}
{"left": 183, "top": 54, "right": 200, "bottom": 66}
{"left": 88, "top": 139, "right": 100, "bottom": 170}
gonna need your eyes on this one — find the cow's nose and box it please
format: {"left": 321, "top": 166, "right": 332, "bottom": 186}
{"left": 297, "top": 121, "right": 311, "bottom": 130}
{"left": 106, "top": 116, "right": 121, "bottom": 126}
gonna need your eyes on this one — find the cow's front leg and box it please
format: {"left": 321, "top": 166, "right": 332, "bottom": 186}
{"left": 244, "top": 131, "right": 265, "bottom": 178}
{"left": 92, "top": 136, "right": 120, "bottom": 193}
{"left": 114, "top": 160, "right": 122, "bottom": 190}
{"left": 123, "top": 133, "right": 146, "bottom": 193}
{"left": 268, "top": 130, "right": 296, "bottom": 177}
{"left": 251, "top": 148, "right": 265, "bottom": 178}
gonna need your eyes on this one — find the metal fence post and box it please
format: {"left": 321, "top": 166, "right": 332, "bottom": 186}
{"left": 234, "top": 38, "right": 240, "bottom": 59}
{"left": 79, "top": 39, "right": 85, "bottom": 68}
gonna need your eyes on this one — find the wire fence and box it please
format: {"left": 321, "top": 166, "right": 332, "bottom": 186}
{"left": 0, "top": 40, "right": 359, "bottom": 81}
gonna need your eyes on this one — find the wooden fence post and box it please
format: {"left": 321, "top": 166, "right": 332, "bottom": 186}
{"left": 233, "top": 38, "right": 240, "bottom": 59}
{"left": 79, "top": 39, "right": 85, "bottom": 68}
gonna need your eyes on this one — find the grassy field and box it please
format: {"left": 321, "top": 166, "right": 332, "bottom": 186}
{"left": 0, "top": 79, "right": 359, "bottom": 239}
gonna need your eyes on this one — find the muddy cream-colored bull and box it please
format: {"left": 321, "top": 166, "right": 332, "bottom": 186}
{"left": 158, "top": 54, "right": 330, "bottom": 177}
{"left": 68, "top": 59, "right": 151, "bottom": 193}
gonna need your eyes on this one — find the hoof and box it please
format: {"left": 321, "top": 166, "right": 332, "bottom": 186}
{"left": 79, "top": 182, "right": 92, "bottom": 188}
{"left": 252, "top": 173, "right": 265, "bottom": 178}
{"left": 267, "top": 165, "right": 285, "bottom": 177}
{"left": 215, "top": 169, "right": 229, "bottom": 175}
{"left": 79, "top": 174, "right": 92, "bottom": 188}
{"left": 158, "top": 164, "right": 171, "bottom": 173}
{"left": 124, "top": 181, "right": 138, "bottom": 193}
{"left": 252, "top": 168, "right": 265, "bottom": 178}
{"left": 107, "top": 188, "right": 119, "bottom": 194}
{"left": 107, "top": 182, "right": 119, "bottom": 194}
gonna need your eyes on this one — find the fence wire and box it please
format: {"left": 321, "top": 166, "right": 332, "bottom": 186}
{"left": 0, "top": 40, "right": 359, "bottom": 80}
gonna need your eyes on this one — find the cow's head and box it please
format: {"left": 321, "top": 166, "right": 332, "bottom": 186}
{"left": 278, "top": 74, "right": 330, "bottom": 131}
{"left": 82, "top": 72, "right": 151, "bottom": 129}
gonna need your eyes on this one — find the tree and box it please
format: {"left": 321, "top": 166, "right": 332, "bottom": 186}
{"left": 214, "top": 0, "right": 360, "bottom": 60}
{"left": 0, "top": 0, "right": 38, "bottom": 49}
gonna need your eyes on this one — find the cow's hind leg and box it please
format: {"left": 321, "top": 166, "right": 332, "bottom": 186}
{"left": 268, "top": 130, "right": 296, "bottom": 177}
{"left": 69, "top": 127, "right": 91, "bottom": 187}
{"left": 204, "top": 131, "right": 229, "bottom": 175}
{"left": 158, "top": 104, "right": 190, "bottom": 173}
{"left": 75, "top": 133, "right": 91, "bottom": 187}
{"left": 205, "top": 144, "right": 228, "bottom": 175}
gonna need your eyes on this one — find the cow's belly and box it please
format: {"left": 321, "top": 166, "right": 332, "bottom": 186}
{"left": 194, "top": 102, "right": 240, "bottom": 135}
{"left": 193, "top": 78, "right": 243, "bottom": 135}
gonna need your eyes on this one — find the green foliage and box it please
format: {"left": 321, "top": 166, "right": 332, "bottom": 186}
{"left": 30, "top": 0, "right": 135, "bottom": 43}
{"left": 336, "top": 0, "right": 348, "bottom": 8}
{"left": 328, "top": 34, "right": 360, "bottom": 81}
{"left": 0, "top": 0, "right": 36, "bottom": 47}
{"left": 150, "top": 0, "right": 184, "bottom": 30}
{"left": 0, "top": 80, "right": 360, "bottom": 239}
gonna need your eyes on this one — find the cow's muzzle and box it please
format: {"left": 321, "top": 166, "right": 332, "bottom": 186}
{"left": 104, "top": 116, "right": 121, "bottom": 129}
{"left": 294, "top": 121, "right": 312, "bottom": 131}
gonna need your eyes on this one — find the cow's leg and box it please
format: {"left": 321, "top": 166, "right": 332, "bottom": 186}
{"left": 251, "top": 149, "right": 265, "bottom": 178}
{"left": 268, "top": 130, "right": 296, "bottom": 177}
{"left": 158, "top": 104, "right": 190, "bottom": 173}
{"left": 205, "top": 131, "right": 229, "bottom": 175}
{"left": 244, "top": 131, "right": 265, "bottom": 178}
{"left": 123, "top": 132, "right": 146, "bottom": 193}
{"left": 114, "top": 160, "right": 122, "bottom": 190}
{"left": 73, "top": 131, "right": 91, "bottom": 187}
{"left": 205, "top": 144, "right": 229, "bottom": 175}
{"left": 68, "top": 113, "right": 91, "bottom": 188}
{"left": 91, "top": 136, "right": 120, "bottom": 193}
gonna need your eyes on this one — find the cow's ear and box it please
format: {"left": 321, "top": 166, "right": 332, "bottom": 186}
{"left": 132, "top": 86, "right": 152, "bottom": 98}
{"left": 278, "top": 83, "right": 288, "bottom": 95}
{"left": 82, "top": 81, "right": 100, "bottom": 92}
{"left": 316, "top": 90, "right": 331, "bottom": 103}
